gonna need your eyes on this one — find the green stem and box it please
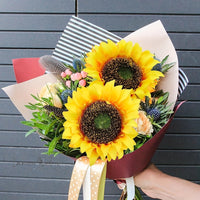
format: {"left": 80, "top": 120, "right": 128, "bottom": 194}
{"left": 135, "top": 187, "right": 143, "bottom": 200}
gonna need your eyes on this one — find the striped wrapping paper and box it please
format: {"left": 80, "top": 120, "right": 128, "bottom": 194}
{"left": 52, "top": 16, "right": 188, "bottom": 97}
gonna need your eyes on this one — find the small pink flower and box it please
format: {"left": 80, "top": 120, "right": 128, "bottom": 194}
{"left": 61, "top": 72, "right": 66, "bottom": 78}
{"left": 81, "top": 71, "right": 87, "bottom": 78}
{"left": 65, "top": 69, "right": 72, "bottom": 76}
{"left": 79, "top": 79, "right": 86, "bottom": 87}
{"left": 66, "top": 80, "right": 71, "bottom": 88}
{"left": 71, "top": 72, "right": 82, "bottom": 81}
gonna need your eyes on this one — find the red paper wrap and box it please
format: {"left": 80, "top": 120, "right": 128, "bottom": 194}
{"left": 13, "top": 58, "right": 45, "bottom": 83}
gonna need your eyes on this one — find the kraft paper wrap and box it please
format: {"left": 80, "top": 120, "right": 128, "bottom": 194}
{"left": 2, "top": 20, "right": 179, "bottom": 180}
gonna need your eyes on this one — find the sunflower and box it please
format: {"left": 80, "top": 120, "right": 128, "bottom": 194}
{"left": 85, "top": 39, "right": 164, "bottom": 99}
{"left": 62, "top": 81, "right": 140, "bottom": 165}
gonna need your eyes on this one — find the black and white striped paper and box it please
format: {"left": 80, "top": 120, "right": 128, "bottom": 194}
{"left": 178, "top": 68, "right": 189, "bottom": 96}
{"left": 52, "top": 16, "right": 188, "bottom": 97}
{"left": 52, "top": 16, "right": 121, "bottom": 64}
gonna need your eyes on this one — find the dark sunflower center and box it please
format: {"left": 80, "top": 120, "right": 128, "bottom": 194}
{"left": 94, "top": 113, "right": 111, "bottom": 129}
{"left": 80, "top": 101, "right": 122, "bottom": 144}
{"left": 102, "top": 57, "right": 142, "bottom": 89}
{"left": 118, "top": 66, "right": 133, "bottom": 80}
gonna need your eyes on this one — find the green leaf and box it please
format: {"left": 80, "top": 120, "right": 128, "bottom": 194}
{"left": 72, "top": 80, "right": 79, "bottom": 91}
{"left": 32, "top": 112, "right": 40, "bottom": 119}
{"left": 48, "top": 135, "right": 62, "bottom": 154}
{"left": 21, "top": 121, "right": 35, "bottom": 127}
{"left": 25, "top": 104, "right": 38, "bottom": 110}
{"left": 54, "top": 151, "right": 61, "bottom": 157}
{"left": 41, "top": 151, "right": 49, "bottom": 155}
{"left": 160, "top": 55, "right": 169, "bottom": 66}
{"left": 33, "top": 122, "right": 49, "bottom": 130}
{"left": 68, "top": 65, "right": 76, "bottom": 73}
{"left": 152, "top": 122, "right": 162, "bottom": 129}
{"left": 162, "top": 63, "right": 175, "bottom": 73}
{"left": 157, "top": 92, "right": 169, "bottom": 104}
{"left": 25, "top": 128, "right": 37, "bottom": 137}
{"left": 44, "top": 120, "right": 56, "bottom": 135}
{"left": 31, "top": 94, "right": 41, "bottom": 101}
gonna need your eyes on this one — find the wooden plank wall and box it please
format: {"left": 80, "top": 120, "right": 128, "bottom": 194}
{"left": 0, "top": 0, "right": 200, "bottom": 199}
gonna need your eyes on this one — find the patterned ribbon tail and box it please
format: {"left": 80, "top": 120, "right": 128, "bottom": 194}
{"left": 68, "top": 157, "right": 107, "bottom": 200}
{"left": 68, "top": 157, "right": 90, "bottom": 200}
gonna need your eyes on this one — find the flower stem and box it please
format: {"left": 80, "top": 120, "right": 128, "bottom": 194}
{"left": 135, "top": 187, "right": 143, "bottom": 200}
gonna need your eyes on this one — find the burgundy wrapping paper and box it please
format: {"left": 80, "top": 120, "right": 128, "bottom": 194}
{"left": 106, "top": 102, "right": 184, "bottom": 179}
{"left": 13, "top": 57, "right": 45, "bottom": 83}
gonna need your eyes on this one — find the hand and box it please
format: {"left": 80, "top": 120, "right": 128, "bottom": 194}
{"left": 134, "top": 164, "right": 163, "bottom": 198}
{"left": 115, "top": 164, "right": 161, "bottom": 199}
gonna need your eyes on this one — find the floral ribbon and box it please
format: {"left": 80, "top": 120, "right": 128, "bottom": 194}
{"left": 68, "top": 157, "right": 107, "bottom": 200}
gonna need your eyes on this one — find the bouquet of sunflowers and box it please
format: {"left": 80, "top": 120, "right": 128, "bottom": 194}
{"left": 32, "top": 40, "right": 174, "bottom": 165}
{"left": 3, "top": 17, "right": 186, "bottom": 200}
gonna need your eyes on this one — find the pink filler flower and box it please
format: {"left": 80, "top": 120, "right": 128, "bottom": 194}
{"left": 65, "top": 69, "right": 72, "bottom": 76}
{"left": 61, "top": 72, "right": 66, "bottom": 78}
{"left": 66, "top": 80, "right": 71, "bottom": 88}
{"left": 71, "top": 72, "right": 82, "bottom": 81}
{"left": 81, "top": 71, "right": 87, "bottom": 78}
{"left": 79, "top": 79, "right": 86, "bottom": 87}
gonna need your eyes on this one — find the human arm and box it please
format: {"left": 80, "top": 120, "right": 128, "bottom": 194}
{"left": 134, "top": 164, "right": 200, "bottom": 200}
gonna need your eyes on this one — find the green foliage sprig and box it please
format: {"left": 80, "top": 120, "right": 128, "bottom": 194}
{"left": 140, "top": 92, "right": 174, "bottom": 133}
{"left": 125, "top": 91, "right": 174, "bottom": 154}
{"left": 153, "top": 55, "right": 175, "bottom": 74}
{"left": 21, "top": 94, "right": 82, "bottom": 158}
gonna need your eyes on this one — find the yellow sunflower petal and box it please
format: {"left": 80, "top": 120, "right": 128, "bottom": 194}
{"left": 117, "top": 148, "right": 124, "bottom": 159}
{"left": 69, "top": 134, "right": 82, "bottom": 148}
{"left": 108, "top": 144, "right": 117, "bottom": 160}
{"left": 131, "top": 43, "right": 142, "bottom": 62}
{"left": 135, "top": 87, "right": 146, "bottom": 99}
{"left": 122, "top": 123, "right": 138, "bottom": 134}
{"left": 96, "top": 144, "right": 105, "bottom": 160}
{"left": 80, "top": 140, "right": 91, "bottom": 153}
{"left": 62, "top": 127, "right": 71, "bottom": 139}
{"left": 138, "top": 50, "right": 154, "bottom": 67}
{"left": 100, "top": 144, "right": 110, "bottom": 158}
{"left": 121, "top": 135, "right": 135, "bottom": 151}
{"left": 87, "top": 148, "right": 99, "bottom": 165}
{"left": 106, "top": 154, "right": 112, "bottom": 162}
